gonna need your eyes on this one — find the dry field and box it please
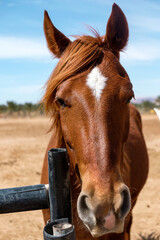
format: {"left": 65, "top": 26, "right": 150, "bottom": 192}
{"left": 0, "top": 114, "right": 159, "bottom": 240}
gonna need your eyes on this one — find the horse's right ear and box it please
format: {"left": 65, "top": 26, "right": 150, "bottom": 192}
{"left": 44, "top": 10, "right": 71, "bottom": 58}
{"left": 105, "top": 4, "right": 129, "bottom": 58}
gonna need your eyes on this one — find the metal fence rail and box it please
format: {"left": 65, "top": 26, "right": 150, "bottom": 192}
{"left": 0, "top": 148, "right": 76, "bottom": 240}
{"left": 0, "top": 184, "right": 49, "bottom": 213}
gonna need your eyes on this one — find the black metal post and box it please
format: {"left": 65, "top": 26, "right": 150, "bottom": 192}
{"left": 48, "top": 148, "right": 72, "bottom": 223}
{"left": 0, "top": 184, "right": 49, "bottom": 213}
{"left": 43, "top": 219, "right": 76, "bottom": 240}
{"left": 43, "top": 148, "right": 76, "bottom": 240}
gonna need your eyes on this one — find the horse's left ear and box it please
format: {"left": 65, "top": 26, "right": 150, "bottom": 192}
{"left": 105, "top": 3, "right": 129, "bottom": 57}
{"left": 44, "top": 10, "right": 71, "bottom": 58}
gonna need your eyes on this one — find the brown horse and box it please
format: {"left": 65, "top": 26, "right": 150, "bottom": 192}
{"left": 41, "top": 4, "right": 149, "bottom": 240}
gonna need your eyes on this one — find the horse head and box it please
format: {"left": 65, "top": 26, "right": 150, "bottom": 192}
{"left": 43, "top": 4, "right": 134, "bottom": 238}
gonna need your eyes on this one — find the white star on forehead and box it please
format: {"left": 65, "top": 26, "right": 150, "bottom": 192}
{"left": 86, "top": 66, "right": 108, "bottom": 100}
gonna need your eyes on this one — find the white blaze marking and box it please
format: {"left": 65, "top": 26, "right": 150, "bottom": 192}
{"left": 86, "top": 66, "right": 108, "bottom": 100}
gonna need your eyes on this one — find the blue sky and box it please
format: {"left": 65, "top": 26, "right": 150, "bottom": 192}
{"left": 0, "top": 0, "right": 160, "bottom": 104}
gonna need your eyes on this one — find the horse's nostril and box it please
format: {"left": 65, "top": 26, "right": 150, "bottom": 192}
{"left": 119, "top": 188, "right": 131, "bottom": 219}
{"left": 79, "top": 195, "right": 89, "bottom": 212}
{"left": 77, "top": 194, "right": 96, "bottom": 227}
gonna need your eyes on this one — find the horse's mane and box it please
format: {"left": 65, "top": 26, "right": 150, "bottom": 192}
{"left": 42, "top": 32, "right": 104, "bottom": 134}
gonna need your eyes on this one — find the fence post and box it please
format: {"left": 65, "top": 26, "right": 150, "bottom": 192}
{"left": 43, "top": 148, "right": 76, "bottom": 240}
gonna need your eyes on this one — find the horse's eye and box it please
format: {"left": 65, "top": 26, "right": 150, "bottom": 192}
{"left": 56, "top": 98, "right": 66, "bottom": 108}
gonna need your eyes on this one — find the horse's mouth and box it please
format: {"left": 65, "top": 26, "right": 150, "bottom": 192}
{"left": 83, "top": 219, "right": 124, "bottom": 238}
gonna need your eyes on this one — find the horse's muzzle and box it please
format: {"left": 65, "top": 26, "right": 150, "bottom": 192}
{"left": 77, "top": 184, "right": 131, "bottom": 237}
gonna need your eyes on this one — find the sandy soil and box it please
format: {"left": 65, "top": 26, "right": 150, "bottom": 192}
{"left": 0, "top": 114, "right": 159, "bottom": 240}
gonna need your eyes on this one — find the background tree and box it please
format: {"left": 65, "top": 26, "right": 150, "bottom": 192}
{"left": 0, "top": 105, "right": 7, "bottom": 113}
{"left": 141, "top": 101, "right": 156, "bottom": 112}
{"left": 24, "top": 103, "right": 33, "bottom": 116}
{"left": 155, "top": 96, "right": 160, "bottom": 107}
{"left": 7, "top": 101, "right": 18, "bottom": 115}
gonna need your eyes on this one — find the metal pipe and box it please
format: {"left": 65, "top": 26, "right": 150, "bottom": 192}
{"left": 43, "top": 148, "right": 75, "bottom": 240}
{"left": 43, "top": 219, "right": 76, "bottom": 240}
{"left": 48, "top": 148, "right": 72, "bottom": 223}
{"left": 0, "top": 184, "right": 49, "bottom": 213}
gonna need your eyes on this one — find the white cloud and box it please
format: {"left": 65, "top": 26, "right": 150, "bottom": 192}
{"left": 121, "top": 40, "right": 160, "bottom": 62}
{"left": 0, "top": 36, "right": 51, "bottom": 60}
{"left": 23, "top": 0, "right": 44, "bottom": 5}
{"left": 140, "top": 0, "right": 160, "bottom": 11}
{"left": 0, "top": 85, "right": 45, "bottom": 104}
{"left": 1, "top": 35, "right": 160, "bottom": 63}
{"left": 7, "top": 3, "right": 15, "bottom": 7}
{"left": 13, "top": 85, "right": 43, "bottom": 94}
{"left": 1, "top": 84, "right": 43, "bottom": 94}
{"left": 129, "top": 15, "right": 160, "bottom": 33}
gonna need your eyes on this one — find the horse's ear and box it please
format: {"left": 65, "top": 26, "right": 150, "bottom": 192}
{"left": 44, "top": 10, "right": 71, "bottom": 58}
{"left": 105, "top": 3, "right": 129, "bottom": 57}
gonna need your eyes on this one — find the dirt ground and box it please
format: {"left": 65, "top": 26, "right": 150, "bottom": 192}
{"left": 0, "top": 114, "right": 159, "bottom": 240}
